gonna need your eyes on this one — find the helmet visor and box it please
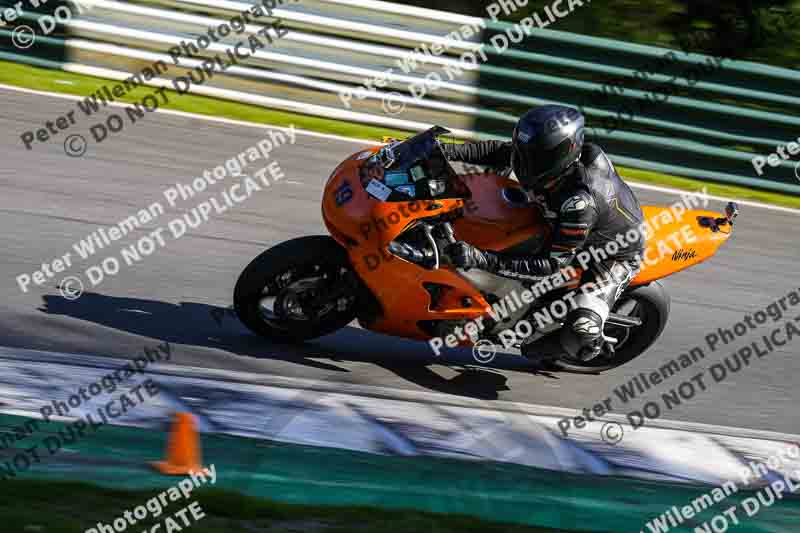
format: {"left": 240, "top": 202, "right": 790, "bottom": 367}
{"left": 514, "top": 137, "right": 574, "bottom": 188}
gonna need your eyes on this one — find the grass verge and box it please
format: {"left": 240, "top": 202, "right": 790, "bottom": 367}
{"left": 3, "top": 60, "right": 799, "bottom": 210}
{"left": 0, "top": 478, "right": 585, "bottom": 533}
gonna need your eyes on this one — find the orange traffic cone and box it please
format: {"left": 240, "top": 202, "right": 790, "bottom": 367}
{"left": 151, "top": 412, "right": 204, "bottom": 475}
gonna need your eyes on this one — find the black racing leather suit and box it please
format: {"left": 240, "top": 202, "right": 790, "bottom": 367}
{"left": 441, "top": 140, "right": 647, "bottom": 360}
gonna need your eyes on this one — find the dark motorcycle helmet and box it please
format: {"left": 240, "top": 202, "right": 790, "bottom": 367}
{"left": 511, "top": 105, "right": 585, "bottom": 191}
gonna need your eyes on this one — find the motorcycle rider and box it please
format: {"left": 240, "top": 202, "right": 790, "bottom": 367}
{"left": 441, "top": 105, "right": 646, "bottom": 362}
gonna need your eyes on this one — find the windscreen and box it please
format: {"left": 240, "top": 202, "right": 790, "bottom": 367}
{"left": 360, "top": 127, "right": 469, "bottom": 202}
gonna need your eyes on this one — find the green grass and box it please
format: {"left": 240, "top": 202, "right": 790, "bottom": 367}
{"left": 0, "top": 479, "right": 583, "bottom": 533}
{"left": 4, "top": 59, "right": 799, "bottom": 210}
{"left": 1, "top": 60, "right": 415, "bottom": 142}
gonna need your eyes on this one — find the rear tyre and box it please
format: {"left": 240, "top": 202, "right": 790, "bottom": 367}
{"left": 233, "top": 236, "right": 359, "bottom": 342}
{"left": 554, "top": 281, "right": 670, "bottom": 373}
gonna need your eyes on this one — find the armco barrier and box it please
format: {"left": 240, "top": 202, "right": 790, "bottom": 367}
{"left": 1, "top": 0, "right": 798, "bottom": 193}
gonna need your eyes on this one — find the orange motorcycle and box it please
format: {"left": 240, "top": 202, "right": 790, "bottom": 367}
{"left": 234, "top": 127, "right": 738, "bottom": 372}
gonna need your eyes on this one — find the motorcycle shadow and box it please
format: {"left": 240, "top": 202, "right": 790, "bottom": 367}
{"left": 38, "top": 292, "right": 558, "bottom": 400}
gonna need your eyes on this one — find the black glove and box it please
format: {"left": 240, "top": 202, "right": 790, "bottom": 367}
{"left": 445, "top": 241, "right": 488, "bottom": 270}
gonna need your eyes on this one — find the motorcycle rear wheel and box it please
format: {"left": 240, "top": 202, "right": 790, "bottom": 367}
{"left": 233, "top": 236, "right": 359, "bottom": 342}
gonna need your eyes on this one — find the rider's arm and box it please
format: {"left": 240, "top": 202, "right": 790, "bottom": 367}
{"left": 446, "top": 190, "right": 599, "bottom": 279}
{"left": 441, "top": 141, "right": 512, "bottom": 168}
{"left": 494, "top": 191, "right": 599, "bottom": 277}
{"left": 447, "top": 246, "right": 567, "bottom": 280}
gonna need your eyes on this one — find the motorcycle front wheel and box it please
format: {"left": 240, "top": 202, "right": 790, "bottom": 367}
{"left": 233, "top": 236, "right": 359, "bottom": 342}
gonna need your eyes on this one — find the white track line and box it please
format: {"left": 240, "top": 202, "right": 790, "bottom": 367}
{"left": 3, "top": 82, "right": 799, "bottom": 215}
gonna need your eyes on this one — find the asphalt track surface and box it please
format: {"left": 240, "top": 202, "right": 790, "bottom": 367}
{"left": 2, "top": 86, "right": 798, "bottom": 436}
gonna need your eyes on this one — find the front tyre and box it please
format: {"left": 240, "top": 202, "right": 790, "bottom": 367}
{"left": 233, "top": 236, "right": 359, "bottom": 342}
{"left": 554, "top": 281, "right": 671, "bottom": 373}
